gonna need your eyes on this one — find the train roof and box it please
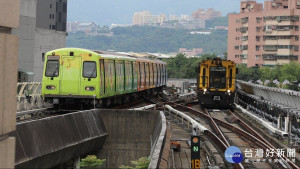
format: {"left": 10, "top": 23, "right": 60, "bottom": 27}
{"left": 46, "top": 48, "right": 166, "bottom": 64}
{"left": 100, "top": 54, "right": 136, "bottom": 61}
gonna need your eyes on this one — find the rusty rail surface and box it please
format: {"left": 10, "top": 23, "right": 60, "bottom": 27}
{"left": 174, "top": 104, "right": 298, "bottom": 169}
{"left": 204, "top": 109, "right": 230, "bottom": 147}
{"left": 228, "top": 109, "right": 298, "bottom": 169}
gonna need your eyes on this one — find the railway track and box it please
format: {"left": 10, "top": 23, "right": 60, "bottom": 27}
{"left": 146, "top": 96, "right": 299, "bottom": 169}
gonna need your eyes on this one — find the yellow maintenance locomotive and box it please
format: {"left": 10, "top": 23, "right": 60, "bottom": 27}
{"left": 196, "top": 58, "right": 237, "bottom": 108}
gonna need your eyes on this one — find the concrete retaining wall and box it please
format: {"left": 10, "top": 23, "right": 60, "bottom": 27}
{"left": 14, "top": 109, "right": 108, "bottom": 168}
{"left": 97, "top": 110, "right": 165, "bottom": 168}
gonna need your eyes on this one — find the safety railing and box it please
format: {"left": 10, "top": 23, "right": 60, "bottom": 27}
{"left": 16, "top": 82, "right": 51, "bottom": 111}
{"left": 164, "top": 105, "right": 208, "bottom": 133}
{"left": 128, "top": 104, "right": 156, "bottom": 111}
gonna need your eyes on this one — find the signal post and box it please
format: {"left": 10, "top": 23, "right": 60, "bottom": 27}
{"left": 191, "top": 135, "right": 201, "bottom": 169}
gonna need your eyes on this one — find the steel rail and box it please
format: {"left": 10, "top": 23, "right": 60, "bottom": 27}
{"left": 204, "top": 109, "right": 231, "bottom": 147}
{"left": 228, "top": 109, "right": 298, "bottom": 169}
{"left": 174, "top": 104, "right": 298, "bottom": 169}
{"left": 164, "top": 104, "right": 244, "bottom": 169}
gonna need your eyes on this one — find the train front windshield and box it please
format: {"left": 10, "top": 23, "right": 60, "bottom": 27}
{"left": 45, "top": 60, "right": 59, "bottom": 77}
{"left": 209, "top": 66, "right": 226, "bottom": 89}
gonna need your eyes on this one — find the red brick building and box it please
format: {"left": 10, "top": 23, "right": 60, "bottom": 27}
{"left": 228, "top": 0, "right": 300, "bottom": 67}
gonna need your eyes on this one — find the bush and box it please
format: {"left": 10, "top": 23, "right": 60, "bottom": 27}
{"left": 119, "top": 157, "right": 150, "bottom": 169}
{"left": 78, "top": 155, "right": 106, "bottom": 169}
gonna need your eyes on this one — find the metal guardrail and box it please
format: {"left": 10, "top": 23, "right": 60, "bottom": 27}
{"left": 235, "top": 103, "right": 288, "bottom": 137}
{"left": 128, "top": 104, "right": 156, "bottom": 110}
{"left": 16, "top": 82, "right": 52, "bottom": 112}
{"left": 164, "top": 105, "right": 208, "bottom": 133}
{"left": 17, "top": 82, "right": 42, "bottom": 101}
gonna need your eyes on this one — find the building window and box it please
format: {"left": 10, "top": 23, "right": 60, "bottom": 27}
{"left": 63, "top": 2, "right": 67, "bottom": 12}
{"left": 63, "top": 22, "right": 66, "bottom": 31}
{"left": 256, "top": 45, "right": 260, "bottom": 51}
{"left": 49, "top": 25, "right": 51, "bottom": 29}
{"left": 295, "top": 26, "right": 299, "bottom": 31}
{"left": 241, "top": 17, "right": 248, "bottom": 24}
{"left": 295, "top": 45, "right": 299, "bottom": 51}
{"left": 256, "top": 26, "right": 261, "bottom": 32}
{"left": 50, "top": 14, "right": 51, "bottom": 19}
{"left": 42, "top": 53, "right": 45, "bottom": 62}
{"left": 236, "top": 19, "right": 240, "bottom": 23}
{"left": 256, "top": 36, "right": 260, "bottom": 41}
{"left": 296, "top": 35, "right": 299, "bottom": 41}
{"left": 236, "top": 37, "right": 240, "bottom": 41}
{"left": 59, "top": 12, "right": 62, "bottom": 22}
{"left": 256, "top": 17, "right": 262, "bottom": 23}
{"left": 234, "top": 45, "right": 239, "bottom": 50}
{"left": 50, "top": 4, "right": 52, "bottom": 8}
{"left": 52, "top": 25, "right": 56, "bottom": 30}
{"left": 256, "top": 55, "right": 260, "bottom": 60}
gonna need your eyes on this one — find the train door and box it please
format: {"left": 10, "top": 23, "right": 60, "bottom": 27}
{"left": 60, "top": 56, "right": 82, "bottom": 94}
{"left": 228, "top": 65, "right": 235, "bottom": 91}
{"left": 132, "top": 61, "right": 136, "bottom": 90}
{"left": 100, "top": 59, "right": 105, "bottom": 95}
{"left": 141, "top": 62, "right": 145, "bottom": 89}
{"left": 153, "top": 63, "right": 157, "bottom": 87}
{"left": 199, "top": 64, "right": 208, "bottom": 89}
{"left": 157, "top": 64, "right": 161, "bottom": 86}
{"left": 145, "top": 63, "right": 148, "bottom": 89}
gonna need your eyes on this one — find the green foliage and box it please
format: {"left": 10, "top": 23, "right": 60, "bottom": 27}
{"left": 78, "top": 155, "right": 105, "bottom": 169}
{"left": 236, "top": 64, "right": 261, "bottom": 81}
{"left": 164, "top": 53, "right": 219, "bottom": 79}
{"left": 66, "top": 26, "right": 227, "bottom": 55}
{"left": 119, "top": 157, "right": 150, "bottom": 169}
{"left": 236, "top": 62, "right": 300, "bottom": 91}
{"left": 205, "top": 16, "right": 228, "bottom": 28}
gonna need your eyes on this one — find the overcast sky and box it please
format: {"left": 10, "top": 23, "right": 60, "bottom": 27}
{"left": 67, "top": 0, "right": 266, "bottom": 25}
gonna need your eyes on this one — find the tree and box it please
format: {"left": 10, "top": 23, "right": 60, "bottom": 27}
{"left": 78, "top": 155, "right": 106, "bottom": 169}
{"left": 119, "top": 157, "right": 150, "bottom": 169}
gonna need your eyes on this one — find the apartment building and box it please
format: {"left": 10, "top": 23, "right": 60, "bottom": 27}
{"left": 192, "top": 8, "right": 222, "bottom": 20}
{"left": 179, "top": 48, "right": 204, "bottom": 57}
{"left": 132, "top": 11, "right": 166, "bottom": 25}
{"left": 228, "top": 0, "right": 300, "bottom": 67}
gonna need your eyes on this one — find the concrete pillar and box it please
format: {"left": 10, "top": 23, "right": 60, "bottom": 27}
{"left": 0, "top": 0, "right": 20, "bottom": 168}
{"left": 277, "top": 114, "right": 282, "bottom": 130}
{"left": 284, "top": 116, "right": 290, "bottom": 133}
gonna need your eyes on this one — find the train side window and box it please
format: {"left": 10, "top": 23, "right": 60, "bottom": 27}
{"left": 229, "top": 69, "right": 233, "bottom": 88}
{"left": 83, "top": 61, "right": 97, "bottom": 78}
{"left": 202, "top": 68, "right": 206, "bottom": 87}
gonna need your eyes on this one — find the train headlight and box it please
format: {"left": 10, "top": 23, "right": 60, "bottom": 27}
{"left": 204, "top": 88, "right": 207, "bottom": 92}
{"left": 46, "top": 85, "right": 56, "bottom": 90}
{"left": 227, "top": 89, "right": 230, "bottom": 93}
{"left": 85, "top": 86, "right": 95, "bottom": 91}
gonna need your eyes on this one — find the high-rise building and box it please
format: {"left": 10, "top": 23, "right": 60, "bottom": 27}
{"left": 13, "top": 0, "right": 67, "bottom": 81}
{"left": 132, "top": 11, "right": 166, "bottom": 25}
{"left": 228, "top": 0, "right": 300, "bottom": 67}
{"left": 0, "top": 1, "right": 19, "bottom": 168}
{"left": 192, "top": 8, "right": 222, "bottom": 20}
